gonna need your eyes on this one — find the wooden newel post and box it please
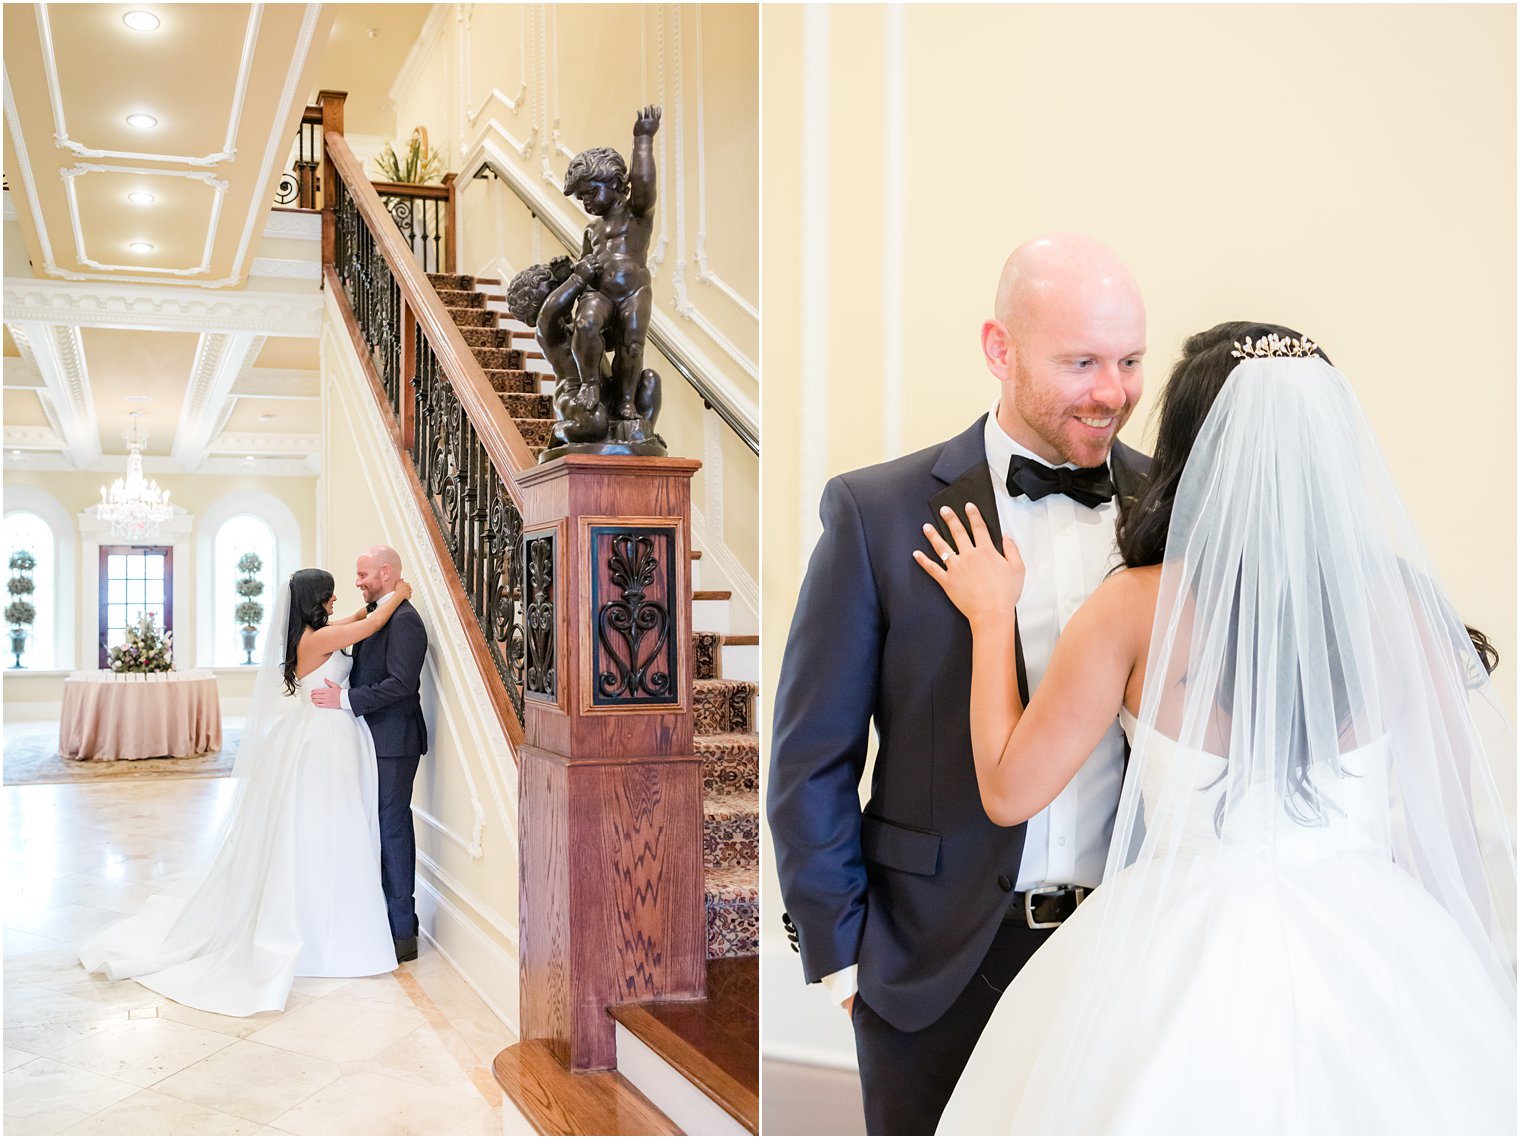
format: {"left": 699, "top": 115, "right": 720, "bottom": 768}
{"left": 514, "top": 455, "right": 706, "bottom": 1073}
{"left": 316, "top": 89, "right": 346, "bottom": 268}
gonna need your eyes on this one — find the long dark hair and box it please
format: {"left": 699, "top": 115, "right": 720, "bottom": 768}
{"left": 1116, "top": 320, "right": 1495, "bottom": 682}
{"left": 282, "top": 568, "right": 335, "bottom": 695}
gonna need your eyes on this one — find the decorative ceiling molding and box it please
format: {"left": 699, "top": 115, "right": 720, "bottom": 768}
{"left": 9, "top": 5, "right": 325, "bottom": 288}
{"left": 172, "top": 332, "right": 266, "bottom": 470}
{"left": 2, "top": 189, "right": 17, "bottom": 222}
{"left": 2, "top": 450, "right": 317, "bottom": 477}
{"left": 61, "top": 164, "right": 228, "bottom": 275}
{"left": 209, "top": 430, "right": 320, "bottom": 454}
{"left": 3, "top": 69, "right": 62, "bottom": 272}
{"left": 231, "top": 368, "right": 320, "bottom": 400}
{"left": 3, "top": 424, "right": 64, "bottom": 449}
{"left": 262, "top": 210, "right": 322, "bottom": 241}
{"left": 2, "top": 354, "right": 46, "bottom": 389}
{"left": 9, "top": 320, "right": 101, "bottom": 468}
{"left": 2, "top": 279, "right": 324, "bottom": 337}
{"left": 388, "top": 3, "right": 453, "bottom": 111}
{"left": 248, "top": 256, "right": 321, "bottom": 281}
{"left": 38, "top": 3, "right": 261, "bottom": 167}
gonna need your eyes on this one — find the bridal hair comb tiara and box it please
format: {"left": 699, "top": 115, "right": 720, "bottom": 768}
{"left": 1230, "top": 333, "right": 1321, "bottom": 360}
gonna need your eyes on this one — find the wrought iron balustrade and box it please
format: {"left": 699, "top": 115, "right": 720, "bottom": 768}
{"left": 325, "top": 120, "right": 533, "bottom": 734}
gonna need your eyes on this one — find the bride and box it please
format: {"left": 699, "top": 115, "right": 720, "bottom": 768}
{"left": 917, "top": 323, "right": 1516, "bottom": 1134}
{"left": 78, "top": 568, "right": 412, "bottom": 1016}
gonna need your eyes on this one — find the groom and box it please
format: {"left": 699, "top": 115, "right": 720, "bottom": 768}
{"left": 768, "top": 233, "right": 1149, "bottom": 1134}
{"left": 312, "top": 544, "right": 429, "bottom": 963}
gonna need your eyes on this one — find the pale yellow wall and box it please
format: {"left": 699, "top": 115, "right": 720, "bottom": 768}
{"left": 2, "top": 469, "right": 317, "bottom": 711}
{"left": 395, "top": 3, "right": 759, "bottom": 627}
{"left": 761, "top": 1, "right": 1516, "bottom": 1058}
{"left": 319, "top": 289, "right": 519, "bottom": 1030}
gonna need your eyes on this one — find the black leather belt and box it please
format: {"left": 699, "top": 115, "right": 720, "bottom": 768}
{"left": 1004, "top": 885, "right": 1089, "bottom": 929}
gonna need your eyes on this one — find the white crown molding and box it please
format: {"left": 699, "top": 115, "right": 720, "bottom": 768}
{"left": 389, "top": 3, "right": 453, "bottom": 111}
{"left": 9, "top": 321, "right": 100, "bottom": 469}
{"left": 172, "top": 333, "right": 266, "bottom": 470}
{"left": 61, "top": 165, "right": 228, "bottom": 276}
{"left": 38, "top": 4, "right": 261, "bottom": 166}
{"left": 262, "top": 210, "right": 323, "bottom": 241}
{"left": 231, "top": 368, "right": 319, "bottom": 399}
{"left": 14, "top": 6, "right": 321, "bottom": 288}
{"left": 3, "top": 353, "right": 46, "bottom": 389}
{"left": 2, "top": 190, "right": 17, "bottom": 222}
{"left": 4, "top": 70, "right": 62, "bottom": 272}
{"left": 1, "top": 452, "right": 73, "bottom": 472}
{"left": 208, "top": 430, "right": 319, "bottom": 453}
{"left": 2, "top": 278, "right": 324, "bottom": 337}
{"left": 248, "top": 256, "right": 321, "bottom": 281}
{"left": 2, "top": 424, "right": 64, "bottom": 449}
{"left": 223, "top": 5, "right": 324, "bottom": 285}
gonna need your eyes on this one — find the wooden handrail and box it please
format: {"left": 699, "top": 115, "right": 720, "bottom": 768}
{"left": 370, "top": 178, "right": 451, "bottom": 200}
{"left": 325, "top": 131, "right": 536, "bottom": 478}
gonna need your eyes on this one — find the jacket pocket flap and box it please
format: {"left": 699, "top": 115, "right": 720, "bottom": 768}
{"left": 861, "top": 815, "right": 941, "bottom": 875}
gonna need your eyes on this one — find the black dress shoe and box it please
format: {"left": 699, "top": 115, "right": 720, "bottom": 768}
{"left": 393, "top": 936, "right": 419, "bottom": 963}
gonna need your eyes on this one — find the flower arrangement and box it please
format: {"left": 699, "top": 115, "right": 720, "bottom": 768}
{"left": 6, "top": 550, "right": 36, "bottom": 630}
{"left": 108, "top": 611, "right": 174, "bottom": 674}
{"left": 374, "top": 126, "right": 444, "bottom": 185}
{"left": 235, "top": 552, "right": 265, "bottom": 629}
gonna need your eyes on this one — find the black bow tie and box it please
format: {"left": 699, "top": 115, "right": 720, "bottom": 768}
{"left": 366, "top": 601, "right": 377, "bottom": 614}
{"left": 1005, "top": 454, "right": 1115, "bottom": 509}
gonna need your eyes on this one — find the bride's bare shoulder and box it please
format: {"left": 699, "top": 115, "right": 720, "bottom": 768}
{"left": 1088, "top": 565, "right": 1162, "bottom": 630}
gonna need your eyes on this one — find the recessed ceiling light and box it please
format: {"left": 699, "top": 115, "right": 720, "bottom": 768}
{"left": 129, "top": 241, "right": 154, "bottom": 253}
{"left": 11, "top": 451, "right": 20, "bottom": 458}
{"left": 122, "top": 11, "right": 160, "bottom": 31}
{"left": 258, "top": 413, "right": 274, "bottom": 422}
{"left": 127, "top": 191, "right": 155, "bottom": 205}
{"left": 125, "top": 113, "right": 158, "bottom": 130}
{"left": 244, "top": 455, "right": 256, "bottom": 463}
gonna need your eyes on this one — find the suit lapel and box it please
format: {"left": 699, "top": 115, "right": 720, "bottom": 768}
{"left": 927, "top": 418, "right": 1029, "bottom": 704}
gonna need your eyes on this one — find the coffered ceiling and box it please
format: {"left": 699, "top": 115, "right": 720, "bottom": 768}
{"left": 2, "top": 2, "right": 432, "bottom": 478}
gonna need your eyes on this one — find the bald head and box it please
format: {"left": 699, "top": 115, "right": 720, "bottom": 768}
{"left": 993, "top": 232, "right": 1144, "bottom": 338}
{"left": 982, "top": 233, "right": 1147, "bottom": 467}
{"left": 355, "top": 544, "right": 403, "bottom": 603}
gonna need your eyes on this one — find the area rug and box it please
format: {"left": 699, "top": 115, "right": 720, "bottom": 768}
{"left": 3, "top": 728, "right": 240, "bottom": 786}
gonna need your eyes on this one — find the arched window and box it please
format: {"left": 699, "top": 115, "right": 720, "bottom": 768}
{"left": 212, "top": 515, "right": 278, "bottom": 666}
{"left": 4, "top": 511, "right": 57, "bottom": 670}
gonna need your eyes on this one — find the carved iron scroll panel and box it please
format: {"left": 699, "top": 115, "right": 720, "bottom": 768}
{"left": 589, "top": 526, "right": 679, "bottom": 709}
{"left": 524, "top": 530, "right": 557, "bottom": 703}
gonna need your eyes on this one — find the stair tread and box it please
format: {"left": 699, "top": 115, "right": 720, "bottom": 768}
{"left": 704, "top": 790, "right": 758, "bottom": 818}
{"left": 722, "top": 634, "right": 758, "bottom": 646}
{"left": 693, "top": 589, "right": 732, "bottom": 601}
{"left": 609, "top": 957, "right": 758, "bottom": 1135}
{"left": 493, "top": 1040, "right": 678, "bottom": 1136}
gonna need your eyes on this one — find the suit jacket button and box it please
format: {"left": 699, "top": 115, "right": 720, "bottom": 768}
{"left": 997, "top": 874, "right": 1013, "bottom": 892}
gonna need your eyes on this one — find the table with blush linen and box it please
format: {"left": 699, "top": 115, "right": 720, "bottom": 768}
{"left": 59, "top": 670, "right": 222, "bottom": 760}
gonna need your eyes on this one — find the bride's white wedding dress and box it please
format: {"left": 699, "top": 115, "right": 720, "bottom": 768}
{"left": 79, "top": 652, "right": 397, "bottom": 1016}
{"left": 936, "top": 708, "right": 1517, "bottom": 1135}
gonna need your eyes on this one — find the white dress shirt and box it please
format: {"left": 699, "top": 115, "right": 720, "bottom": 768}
{"left": 821, "top": 407, "right": 1127, "bottom": 1005}
{"left": 339, "top": 590, "right": 395, "bottom": 712}
{"left": 982, "top": 405, "right": 1126, "bottom": 892}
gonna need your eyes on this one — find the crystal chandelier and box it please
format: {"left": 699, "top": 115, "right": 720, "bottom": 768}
{"left": 99, "top": 412, "right": 173, "bottom": 541}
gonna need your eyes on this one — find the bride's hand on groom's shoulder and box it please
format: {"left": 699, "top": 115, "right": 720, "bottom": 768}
{"left": 395, "top": 580, "right": 413, "bottom": 603}
{"left": 914, "top": 503, "right": 1023, "bottom": 629}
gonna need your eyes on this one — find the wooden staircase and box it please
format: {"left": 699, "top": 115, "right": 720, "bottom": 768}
{"left": 430, "top": 272, "right": 758, "bottom": 1133}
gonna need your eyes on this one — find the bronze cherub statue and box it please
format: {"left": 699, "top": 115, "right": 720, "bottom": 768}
{"left": 508, "top": 105, "right": 667, "bottom": 461}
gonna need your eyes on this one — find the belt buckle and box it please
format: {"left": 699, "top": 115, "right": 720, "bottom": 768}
{"left": 1023, "top": 884, "right": 1087, "bottom": 929}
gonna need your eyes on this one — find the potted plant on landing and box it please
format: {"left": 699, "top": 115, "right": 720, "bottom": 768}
{"left": 234, "top": 552, "right": 265, "bottom": 665}
{"left": 6, "top": 550, "right": 36, "bottom": 669}
{"left": 373, "top": 126, "right": 444, "bottom": 185}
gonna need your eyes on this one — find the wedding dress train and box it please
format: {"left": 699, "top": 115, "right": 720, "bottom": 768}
{"left": 78, "top": 652, "right": 397, "bottom": 1016}
{"left": 936, "top": 709, "right": 1517, "bottom": 1135}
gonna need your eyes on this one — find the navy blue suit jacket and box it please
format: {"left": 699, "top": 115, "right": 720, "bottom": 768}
{"left": 350, "top": 599, "right": 428, "bottom": 758}
{"left": 767, "top": 416, "right": 1148, "bottom": 1033}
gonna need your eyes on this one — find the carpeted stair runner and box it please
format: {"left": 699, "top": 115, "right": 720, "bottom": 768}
{"left": 428, "top": 272, "right": 556, "bottom": 452}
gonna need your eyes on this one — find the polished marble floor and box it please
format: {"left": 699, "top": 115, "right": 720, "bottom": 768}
{"left": 3, "top": 742, "right": 508, "bottom": 1136}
